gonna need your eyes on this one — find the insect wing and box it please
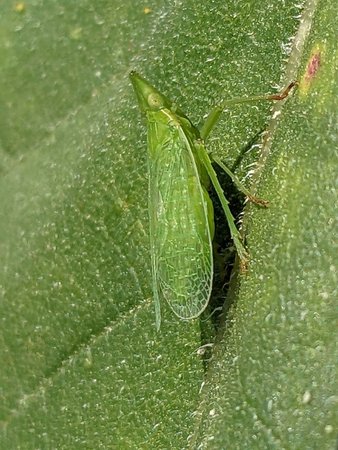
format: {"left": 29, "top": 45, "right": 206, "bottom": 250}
{"left": 148, "top": 113, "right": 213, "bottom": 320}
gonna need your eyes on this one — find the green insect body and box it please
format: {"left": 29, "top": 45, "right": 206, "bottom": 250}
{"left": 130, "top": 71, "right": 296, "bottom": 329}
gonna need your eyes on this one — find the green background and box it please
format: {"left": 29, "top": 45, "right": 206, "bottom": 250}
{"left": 0, "top": 0, "right": 336, "bottom": 448}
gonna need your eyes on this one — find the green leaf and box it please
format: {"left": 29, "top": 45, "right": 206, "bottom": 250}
{"left": 1, "top": 0, "right": 336, "bottom": 448}
{"left": 189, "top": 1, "right": 338, "bottom": 449}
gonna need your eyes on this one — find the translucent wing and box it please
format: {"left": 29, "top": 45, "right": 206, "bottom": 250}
{"left": 148, "top": 115, "right": 213, "bottom": 321}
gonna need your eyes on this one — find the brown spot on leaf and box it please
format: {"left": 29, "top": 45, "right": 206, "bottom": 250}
{"left": 305, "top": 52, "right": 321, "bottom": 81}
{"left": 299, "top": 45, "right": 324, "bottom": 96}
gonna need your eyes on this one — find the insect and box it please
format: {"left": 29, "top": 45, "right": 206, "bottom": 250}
{"left": 130, "top": 71, "right": 296, "bottom": 329}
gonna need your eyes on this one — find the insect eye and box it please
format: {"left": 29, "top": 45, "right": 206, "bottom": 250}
{"left": 148, "top": 93, "right": 164, "bottom": 109}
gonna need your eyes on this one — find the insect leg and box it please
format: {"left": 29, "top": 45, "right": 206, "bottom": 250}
{"left": 210, "top": 154, "right": 269, "bottom": 207}
{"left": 195, "top": 141, "right": 248, "bottom": 264}
{"left": 199, "top": 81, "right": 297, "bottom": 140}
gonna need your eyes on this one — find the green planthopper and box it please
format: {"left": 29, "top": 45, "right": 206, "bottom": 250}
{"left": 130, "top": 71, "right": 296, "bottom": 329}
